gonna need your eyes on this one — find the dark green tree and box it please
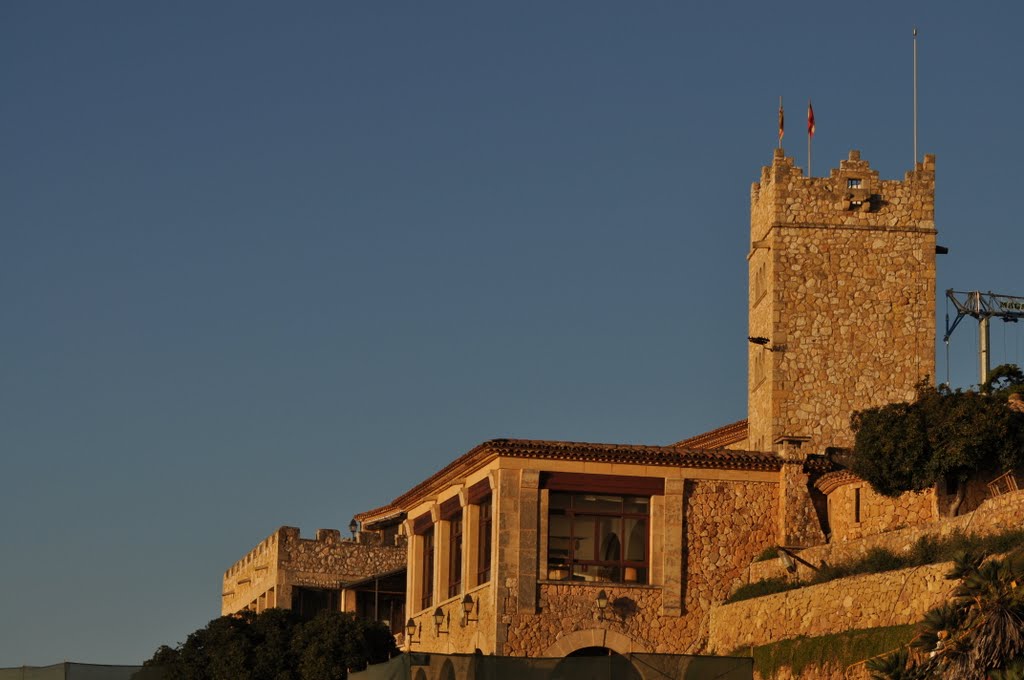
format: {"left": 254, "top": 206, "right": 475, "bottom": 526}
{"left": 850, "top": 381, "right": 1024, "bottom": 515}
{"left": 987, "top": 363, "right": 1024, "bottom": 396}
{"left": 140, "top": 608, "right": 396, "bottom": 680}
{"left": 292, "top": 612, "right": 393, "bottom": 680}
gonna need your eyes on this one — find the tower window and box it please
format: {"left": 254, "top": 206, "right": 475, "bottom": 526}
{"left": 847, "top": 178, "right": 862, "bottom": 189}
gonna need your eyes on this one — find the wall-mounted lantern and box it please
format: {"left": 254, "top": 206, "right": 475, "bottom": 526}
{"left": 460, "top": 594, "right": 478, "bottom": 626}
{"left": 433, "top": 607, "right": 450, "bottom": 635}
{"left": 405, "top": 618, "right": 420, "bottom": 645}
{"left": 595, "top": 589, "right": 609, "bottom": 620}
{"left": 348, "top": 518, "right": 359, "bottom": 539}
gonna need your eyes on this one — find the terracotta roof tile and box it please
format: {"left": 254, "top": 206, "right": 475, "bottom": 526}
{"left": 813, "top": 469, "right": 861, "bottom": 494}
{"left": 674, "top": 419, "right": 748, "bottom": 449}
{"left": 355, "top": 436, "right": 780, "bottom": 523}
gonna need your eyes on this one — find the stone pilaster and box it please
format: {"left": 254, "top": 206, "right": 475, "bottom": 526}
{"left": 517, "top": 470, "right": 540, "bottom": 613}
{"left": 661, "top": 478, "right": 685, "bottom": 616}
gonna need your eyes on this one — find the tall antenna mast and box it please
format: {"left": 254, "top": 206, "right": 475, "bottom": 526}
{"left": 913, "top": 27, "right": 918, "bottom": 165}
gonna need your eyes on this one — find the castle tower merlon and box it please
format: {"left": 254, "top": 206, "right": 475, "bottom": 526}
{"left": 752, "top": 150, "right": 936, "bottom": 240}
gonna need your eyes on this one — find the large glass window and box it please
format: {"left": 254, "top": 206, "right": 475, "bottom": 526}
{"left": 291, "top": 586, "right": 340, "bottom": 621}
{"left": 420, "top": 529, "right": 434, "bottom": 610}
{"left": 547, "top": 492, "right": 649, "bottom": 584}
{"left": 448, "top": 512, "right": 463, "bottom": 598}
{"left": 477, "top": 498, "right": 492, "bottom": 585}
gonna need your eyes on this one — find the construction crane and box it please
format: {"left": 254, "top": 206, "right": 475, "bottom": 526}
{"left": 943, "top": 290, "right": 1024, "bottom": 386}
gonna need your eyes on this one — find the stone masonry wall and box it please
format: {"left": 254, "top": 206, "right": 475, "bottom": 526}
{"left": 505, "top": 584, "right": 665, "bottom": 655}
{"left": 222, "top": 531, "right": 281, "bottom": 615}
{"left": 778, "top": 459, "right": 826, "bottom": 547}
{"left": 708, "top": 562, "right": 956, "bottom": 653}
{"left": 750, "top": 488, "right": 1024, "bottom": 584}
{"left": 405, "top": 583, "right": 496, "bottom": 655}
{"left": 276, "top": 527, "right": 406, "bottom": 608}
{"left": 748, "top": 149, "right": 936, "bottom": 453}
{"left": 828, "top": 483, "right": 936, "bottom": 543}
{"left": 500, "top": 479, "right": 779, "bottom": 656}
{"left": 222, "top": 526, "right": 406, "bottom": 615}
{"left": 684, "top": 480, "right": 778, "bottom": 618}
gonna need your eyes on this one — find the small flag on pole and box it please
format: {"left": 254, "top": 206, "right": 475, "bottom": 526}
{"left": 778, "top": 97, "right": 784, "bottom": 146}
{"left": 807, "top": 100, "right": 815, "bottom": 138}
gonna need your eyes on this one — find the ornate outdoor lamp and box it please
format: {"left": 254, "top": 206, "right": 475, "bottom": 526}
{"left": 460, "top": 594, "right": 478, "bottom": 626}
{"left": 433, "top": 607, "right": 450, "bottom": 635}
{"left": 405, "top": 618, "right": 419, "bottom": 645}
{"left": 595, "top": 589, "right": 609, "bottom": 620}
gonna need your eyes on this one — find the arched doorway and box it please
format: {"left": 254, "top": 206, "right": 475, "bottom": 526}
{"left": 552, "top": 646, "right": 641, "bottom": 680}
{"left": 438, "top": 659, "right": 456, "bottom": 680}
{"left": 542, "top": 628, "right": 650, "bottom": 657}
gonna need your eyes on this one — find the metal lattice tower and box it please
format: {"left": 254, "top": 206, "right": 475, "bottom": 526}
{"left": 943, "top": 290, "right": 1024, "bottom": 386}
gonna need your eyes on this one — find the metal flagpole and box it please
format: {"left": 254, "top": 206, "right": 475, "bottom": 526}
{"left": 913, "top": 27, "right": 918, "bottom": 166}
{"left": 808, "top": 133, "right": 812, "bottom": 176}
{"left": 778, "top": 96, "right": 783, "bottom": 149}
{"left": 807, "top": 100, "right": 813, "bottom": 176}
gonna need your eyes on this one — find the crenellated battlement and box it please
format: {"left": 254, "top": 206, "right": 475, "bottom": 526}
{"left": 750, "top": 149, "right": 935, "bottom": 243}
{"left": 221, "top": 525, "right": 407, "bottom": 616}
{"left": 224, "top": 526, "right": 360, "bottom": 578}
{"left": 225, "top": 530, "right": 280, "bottom": 578}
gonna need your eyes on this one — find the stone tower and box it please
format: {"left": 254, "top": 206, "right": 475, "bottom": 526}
{"left": 747, "top": 148, "right": 937, "bottom": 453}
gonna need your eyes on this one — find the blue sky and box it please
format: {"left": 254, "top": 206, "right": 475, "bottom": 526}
{"left": 3, "top": 1, "right": 1023, "bottom": 666}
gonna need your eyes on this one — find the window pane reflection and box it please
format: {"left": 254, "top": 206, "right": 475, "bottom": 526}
{"left": 546, "top": 491, "right": 650, "bottom": 584}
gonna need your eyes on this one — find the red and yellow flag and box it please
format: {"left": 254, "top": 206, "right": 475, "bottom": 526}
{"left": 807, "top": 101, "right": 815, "bottom": 138}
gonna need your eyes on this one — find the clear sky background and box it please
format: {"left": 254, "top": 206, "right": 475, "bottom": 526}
{"left": 3, "top": 0, "right": 1023, "bottom": 667}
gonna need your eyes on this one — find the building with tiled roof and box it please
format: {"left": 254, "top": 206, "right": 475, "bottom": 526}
{"left": 222, "top": 149, "right": 949, "bottom": 673}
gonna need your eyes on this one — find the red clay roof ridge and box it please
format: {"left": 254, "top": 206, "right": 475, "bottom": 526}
{"left": 674, "top": 418, "right": 748, "bottom": 449}
{"left": 355, "top": 434, "right": 779, "bottom": 524}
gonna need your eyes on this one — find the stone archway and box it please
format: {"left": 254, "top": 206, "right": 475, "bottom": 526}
{"left": 542, "top": 628, "right": 650, "bottom": 657}
{"left": 551, "top": 645, "right": 643, "bottom": 680}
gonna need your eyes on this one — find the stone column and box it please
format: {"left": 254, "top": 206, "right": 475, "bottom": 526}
{"left": 538, "top": 489, "right": 550, "bottom": 581}
{"left": 459, "top": 487, "right": 478, "bottom": 592}
{"left": 404, "top": 519, "right": 423, "bottom": 617}
{"left": 493, "top": 468, "right": 520, "bottom": 655}
{"left": 517, "top": 469, "right": 540, "bottom": 613}
{"left": 493, "top": 468, "right": 541, "bottom": 653}
{"left": 341, "top": 589, "right": 357, "bottom": 614}
{"left": 430, "top": 504, "right": 444, "bottom": 608}
{"left": 661, "top": 478, "right": 685, "bottom": 616}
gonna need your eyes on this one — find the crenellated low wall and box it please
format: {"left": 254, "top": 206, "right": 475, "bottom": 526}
{"left": 708, "top": 562, "right": 955, "bottom": 653}
{"left": 222, "top": 526, "right": 407, "bottom": 615}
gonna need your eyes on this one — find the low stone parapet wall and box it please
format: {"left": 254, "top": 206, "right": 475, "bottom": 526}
{"left": 709, "top": 562, "right": 955, "bottom": 653}
{"left": 280, "top": 526, "right": 407, "bottom": 587}
{"left": 749, "top": 488, "right": 1024, "bottom": 583}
